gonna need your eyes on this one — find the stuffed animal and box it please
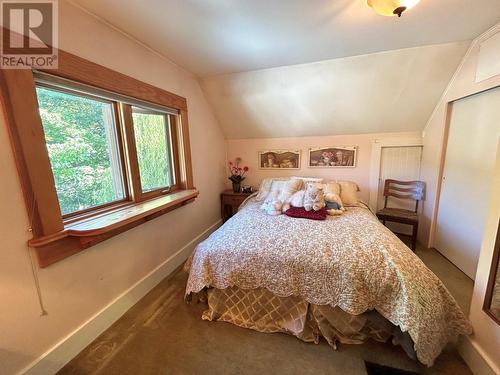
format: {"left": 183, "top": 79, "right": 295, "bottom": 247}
{"left": 287, "top": 190, "right": 305, "bottom": 210}
{"left": 324, "top": 192, "right": 345, "bottom": 216}
{"left": 260, "top": 190, "right": 282, "bottom": 215}
{"left": 303, "top": 184, "right": 326, "bottom": 211}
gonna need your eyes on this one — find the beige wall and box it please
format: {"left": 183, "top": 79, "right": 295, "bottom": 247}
{"left": 0, "top": 2, "right": 225, "bottom": 374}
{"left": 226, "top": 131, "right": 421, "bottom": 202}
{"left": 420, "top": 23, "right": 500, "bottom": 374}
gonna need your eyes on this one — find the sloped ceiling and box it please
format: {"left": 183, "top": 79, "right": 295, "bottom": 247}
{"left": 71, "top": 0, "right": 499, "bottom": 77}
{"left": 201, "top": 42, "right": 469, "bottom": 139}
{"left": 68, "top": 1, "right": 482, "bottom": 138}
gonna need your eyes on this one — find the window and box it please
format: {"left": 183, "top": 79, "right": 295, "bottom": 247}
{"left": 33, "top": 74, "right": 184, "bottom": 218}
{"left": 132, "top": 107, "right": 174, "bottom": 193}
{"left": 0, "top": 49, "right": 196, "bottom": 267}
{"left": 36, "top": 85, "right": 126, "bottom": 216}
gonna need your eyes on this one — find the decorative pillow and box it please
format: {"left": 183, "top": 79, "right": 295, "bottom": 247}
{"left": 337, "top": 180, "right": 359, "bottom": 205}
{"left": 255, "top": 177, "right": 289, "bottom": 201}
{"left": 336, "top": 180, "right": 360, "bottom": 191}
{"left": 285, "top": 207, "right": 327, "bottom": 220}
{"left": 303, "top": 183, "right": 326, "bottom": 211}
{"left": 323, "top": 182, "right": 341, "bottom": 195}
{"left": 308, "top": 181, "right": 341, "bottom": 195}
{"left": 289, "top": 190, "right": 305, "bottom": 208}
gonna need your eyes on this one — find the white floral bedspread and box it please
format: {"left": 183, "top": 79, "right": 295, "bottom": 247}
{"left": 185, "top": 198, "right": 472, "bottom": 366}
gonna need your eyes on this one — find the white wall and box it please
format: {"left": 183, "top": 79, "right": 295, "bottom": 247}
{"left": 0, "top": 2, "right": 226, "bottom": 374}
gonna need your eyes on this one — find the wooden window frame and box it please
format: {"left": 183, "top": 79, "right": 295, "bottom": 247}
{"left": 122, "top": 105, "right": 181, "bottom": 202}
{"left": 0, "top": 49, "right": 197, "bottom": 267}
{"left": 483, "top": 219, "right": 500, "bottom": 325}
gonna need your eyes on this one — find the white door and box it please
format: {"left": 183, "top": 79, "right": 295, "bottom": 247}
{"left": 378, "top": 146, "right": 423, "bottom": 211}
{"left": 378, "top": 146, "right": 423, "bottom": 235}
{"left": 435, "top": 86, "right": 500, "bottom": 280}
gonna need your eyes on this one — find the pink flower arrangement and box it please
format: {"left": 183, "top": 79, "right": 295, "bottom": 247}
{"left": 228, "top": 157, "right": 249, "bottom": 183}
{"left": 321, "top": 151, "right": 334, "bottom": 159}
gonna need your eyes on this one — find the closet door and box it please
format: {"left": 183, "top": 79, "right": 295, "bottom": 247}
{"left": 377, "top": 146, "right": 423, "bottom": 236}
{"left": 435, "top": 87, "right": 500, "bottom": 280}
{"left": 377, "top": 146, "right": 423, "bottom": 212}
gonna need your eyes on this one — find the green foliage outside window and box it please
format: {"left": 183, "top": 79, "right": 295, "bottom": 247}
{"left": 132, "top": 111, "right": 172, "bottom": 192}
{"left": 36, "top": 87, "right": 124, "bottom": 215}
{"left": 36, "top": 87, "right": 173, "bottom": 216}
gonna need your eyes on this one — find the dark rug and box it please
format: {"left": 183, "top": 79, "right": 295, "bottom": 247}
{"left": 365, "top": 361, "right": 421, "bottom": 375}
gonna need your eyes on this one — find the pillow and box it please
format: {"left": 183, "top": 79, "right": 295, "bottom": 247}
{"left": 291, "top": 176, "right": 324, "bottom": 184}
{"left": 255, "top": 177, "right": 290, "bottom": 201}
{"left": 336, "top": 180, "right": 360, "bottom": 191}
{"left": 307, "top": 181, "right": 341, "bottom": 195}
{"left": 279, "top": 179, "right": 303, "bottom": 212}
{"left": 323, "top": 182, "right": 341, "bottom": 195}
{"left": 337, "top": 180, "right": 359, "bottom": 205}
{"left": 285, "top": 207, "right": 327, "bottom": 220}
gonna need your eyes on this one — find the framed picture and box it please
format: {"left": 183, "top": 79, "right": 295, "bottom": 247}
{"left": 259, "top": 150, "right": 300, "bottom": 169}
{"left": 308, "top": 146, "right": 357, "bottom": 168}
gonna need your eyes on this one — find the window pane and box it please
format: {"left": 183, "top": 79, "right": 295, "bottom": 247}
{"left": 36, "top": 86, "right": 126, "bottom": 215}
{"left": 132, "top": 108, "right": 173, "bottom": 192}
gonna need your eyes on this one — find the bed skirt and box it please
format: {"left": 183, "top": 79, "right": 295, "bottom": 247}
{"left": 192, "top": 286, "right": 417, "bottom": 360}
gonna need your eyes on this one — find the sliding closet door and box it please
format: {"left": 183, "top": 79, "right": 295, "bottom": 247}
{"left": 435, "top": 86, "right": 500, "bottom": 279}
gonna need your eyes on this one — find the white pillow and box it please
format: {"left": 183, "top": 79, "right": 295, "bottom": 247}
{"left": 255, "top": 177, "right": 289, "bottom": 201}
{"left": 279, "top": 179, "right": 303, "bottom": 212}
{"left": 278, "top": 179, "right": 303, "bottom": 203}
{"left": 337, "top": 180, "right": 359, "bottom": 205}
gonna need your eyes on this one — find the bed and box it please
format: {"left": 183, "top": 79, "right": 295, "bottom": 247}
{"left": 184, "top": 191, "right": 472, "bottom": 367}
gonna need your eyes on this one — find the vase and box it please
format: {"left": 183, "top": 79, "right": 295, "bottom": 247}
{"left": 232, "top": 182, "right": 241, "bottom": 193}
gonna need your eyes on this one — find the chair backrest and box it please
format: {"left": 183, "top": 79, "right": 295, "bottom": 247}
{"left": 383, "top": 179, "right": 424, "bottom": 212}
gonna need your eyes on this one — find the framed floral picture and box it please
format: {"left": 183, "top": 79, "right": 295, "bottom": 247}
{"left": 308, "top": 146, "right": 357, "bottom": 168}
{"left": 259, "top": 150, "right": 300, "bottom": 169}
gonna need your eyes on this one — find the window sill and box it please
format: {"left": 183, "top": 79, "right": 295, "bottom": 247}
{"left": 29, "top": 189, "right": 199, "bottom": 267}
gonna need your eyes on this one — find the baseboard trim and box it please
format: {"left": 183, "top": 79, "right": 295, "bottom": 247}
{"left": 19, "top": 220, "right": 222, "bottom": 375}
{"left": 458, "top": 336, "right": 499, "bottom": 375}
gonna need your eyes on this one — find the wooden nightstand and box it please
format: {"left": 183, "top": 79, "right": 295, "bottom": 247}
{"left": 221, "top": 190, "right": 253, "bottom": 222}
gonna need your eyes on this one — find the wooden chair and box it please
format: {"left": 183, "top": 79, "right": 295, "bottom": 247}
{"left": 376, "top": 179, "right": 424, "bottom": 251}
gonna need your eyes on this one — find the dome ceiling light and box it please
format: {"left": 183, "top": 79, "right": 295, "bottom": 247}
{"left": 367, "top": 0, "right": 421, "bottom": 17}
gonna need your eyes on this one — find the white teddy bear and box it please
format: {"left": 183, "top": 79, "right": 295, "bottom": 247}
{"left": 303, "top": 184, "right": 326, "bottom": 211}
{"left": 260, "top": 190, "right": 282, "bottom": 215}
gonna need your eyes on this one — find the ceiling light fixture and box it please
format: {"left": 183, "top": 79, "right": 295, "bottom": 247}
{"left": 367, "top": 0, "right": 420, "bottom": 17}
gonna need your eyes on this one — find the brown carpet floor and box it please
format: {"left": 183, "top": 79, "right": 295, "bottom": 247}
{"left": 59, "top": 248, "right": 474, "bottom": 375}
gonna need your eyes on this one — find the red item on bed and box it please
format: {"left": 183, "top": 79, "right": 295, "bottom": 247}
{"left": 284, "top": 207, "right": 327, "bottom": 220}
